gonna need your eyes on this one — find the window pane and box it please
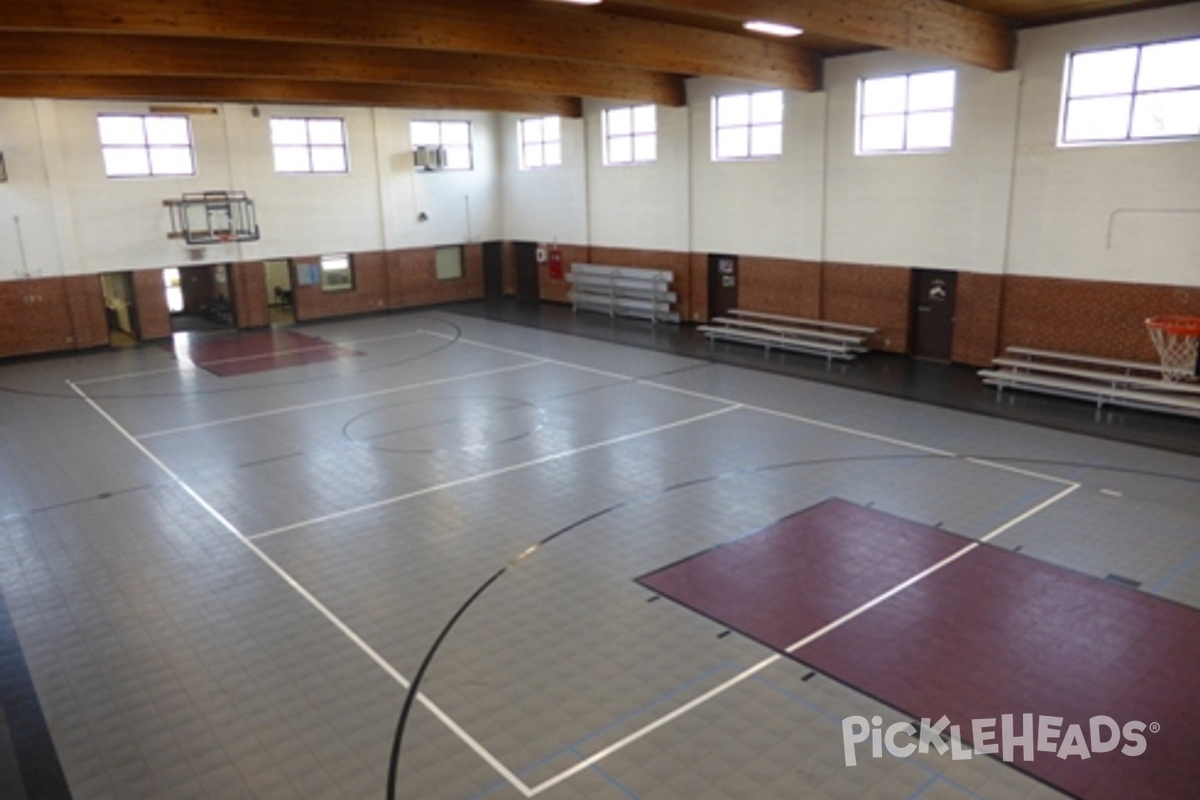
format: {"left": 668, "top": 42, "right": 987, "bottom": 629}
{"left": 98, "top": 116, "right": 146, "bottom": 146}
{"left": 1131, "top": 88, "right": 1200, "bottom": 137}
{"left": 523, "top": 143, "right": 543, "bottom": 169}
{"left": 273, "top": 146, "right": 311, "bottom": 172}
{"left": 606, "top": 107, "right": 631, "bottom": 136}
{"left": 909, "top": 70, "right": 956, "bottom": 111}
{"left": 544, "top": 116, "right": 561, "bottom": 141}
{"left": 862, "top": 76, "right": 907, "bottom": 114}
{"left": 308, "top": 119, "right": 344, "bottom": 145}
{"left": 633, "top": 133, "right": 657, "bottom": 162}
{"left": 751, "top": 90, "right": 784, "bottom": 124}
{"left": 544, "top": 142, "right": 562, "bottom": 166}
{"left": 310, "top": 146, "right": 347, "bottom": 172}
{"left": 749, "top": 124, "right": 782, "bottom": 156}
{"left": 608, "top": 136, "right": 632, "bottom": 163}
{"left": 907, "top": 111, "right": 953, "bottom": 149}
{"left": 861, "top": 115, "right": 905, "bottom": 151}
{"left": 144, "top": 116, "right": 190, "bottom": 145}
{"left": 103, "top": 148, "right": 150, "bottom": 177}
{"left": 149, "top": 147, "right": 195, "bottom": 175}
{"left": 1064, "top": 95, "right": 1134, "bottom": 140}
{"left": 521, "top": 118, "right": 542, "bottom": 144}
{"left": 716, "top": 127, "right": 749, "bottom": 159}
{"left": 441, "top": 122, "right": 471, "bottom": 146}
{"left": 717, "top": 94, "right": 750, "bottom": 127}
{"left": 1137, "top": 39, "right": 1200, "bottom": 91}
{"left": 1069, "top": 48, "right": 1138, "bottom": 97}
{"left": 410, "top": 121, "right": 440, "bottom": 146}
{"left": 632, "top": 105, "right": 656, "bottom": 133}
{"left": 445, "top": 145, "right": 472, "bottom": 170}
{"left": 271, "top": 118, "right": 309, "bottom": 145}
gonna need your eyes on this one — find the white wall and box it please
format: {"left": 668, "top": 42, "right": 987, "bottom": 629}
{"left": 1007, "top": 4, "right": 1200, "bottom": 285}
{"left": 688, "top": 79, "right": 827, "bottom": 261}
{"left": 499, "top": 113, "right": 588, "bottom": 244}
{"left": 2, "top": 5, "right": 1199, "bottom": 287}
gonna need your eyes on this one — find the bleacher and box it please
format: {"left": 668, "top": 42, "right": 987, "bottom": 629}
{"left": 698, "top": 309, "right": 876, "bottom": 365}
{"left": 979, "top": 346, "right": 1200, "bottom": 417}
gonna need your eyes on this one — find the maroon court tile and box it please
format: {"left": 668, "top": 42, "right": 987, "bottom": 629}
{"left": 637, "top": 497, "right": 1200, "bottom": 800}
{"left": 170, "top": 330, "right": 356, "bottom": 376}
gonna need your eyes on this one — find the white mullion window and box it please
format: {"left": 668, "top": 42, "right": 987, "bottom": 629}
{"left": 98, "top": 114, "right": 196, "bottom": 178}
{"left": 858, "top": 69, "right": 957, "bottom": 154}
{"left": 1061, "top": 37, "right": 1200, "bottom": 145}
{"left": 603, "top": 105, "right": 657, "bottom": 165}
{"left": 270, "top": 117, "right": 349, "bottom": 174}
{"left": 714, "top": 89, "right": 784, "bottom": 160}
{"left": 411, "top": 120, "right": 474, "bottom": 170}
{"left": 519, "top": 116, "right": 563, "bottom": 169}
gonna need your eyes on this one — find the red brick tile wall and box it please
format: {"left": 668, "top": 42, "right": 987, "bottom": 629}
{"left": 1000, "top": 276, "right": 1200, "bottom": 362}
{"left": 822, "top": 262, "right": 911, "bottom": 353}
{"left": 131, "top": 269, "right": 172, "bottom": 340}
{"left": 737, "top": 257, "right": 823, "bottom": 320}
{"left": 64, "top": 275, "right": 110, "bottom": 350}
{"left": 293, "top": 251, "right": 388, "bottom": 322}
{"left": 686, "top": 252, "right": 708, "bottom": 323}
{"left": 952, "top": 273, "right": 1003, "bottom": 367}
{"left": 540, "top": 243, "right": 589, "bottom": 305}
{"left": 388, "top": 245, "right": 485, "bottom": 309}
{"left": 586, "top": 246, "right": 693, "bottom": 321}
{"left": 0, "top": 278, "right": 74, "bottom": 358}
{"left": 230, "top": 261, "right": 271, "bottom": 329}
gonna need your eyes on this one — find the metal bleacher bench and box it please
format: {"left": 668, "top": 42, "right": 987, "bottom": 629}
{"left": 698, "top": 309, "right": 876, "bottom": 365}
{"left": 567, "top": 263, "right": 679, "bottom": 324}
{"left": 979, "top": 346, "right": 1200, "bottom": 418}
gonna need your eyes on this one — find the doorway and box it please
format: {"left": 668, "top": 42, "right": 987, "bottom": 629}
{"left": 708, "top": 254, "right": 739, "bottom": 320}
{"left": 170, "top": 264, "right": 236, "bottom": 332}
{"left": 100, "top": 272, "right": 138, "bottom": 346}
{"left": 264, "top": 259, "right": 295, "bottom": 326}
{"left": 514, "top": 241, "right": 540, "bottom": 302}
{"left": 910, "top": 269, "right": 957, "bottom": 362}
{"left": 483, "top": 241, "right": 504, "bottom": 298}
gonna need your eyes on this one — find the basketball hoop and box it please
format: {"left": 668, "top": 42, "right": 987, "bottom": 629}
{"left": 217, "top": 232, "right": 236, "bottom": 243}
{"left": 1146, "top": 315, "right": 1200, "bottom": 382}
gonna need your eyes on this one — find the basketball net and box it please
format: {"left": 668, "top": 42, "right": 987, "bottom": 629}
{"left": 1146, "top": 316, "right": 1200, "bottom": 382}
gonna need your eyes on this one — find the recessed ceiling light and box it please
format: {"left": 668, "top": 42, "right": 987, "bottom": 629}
{"left": 744, "top": 20, "right": 804, "bottom": 37}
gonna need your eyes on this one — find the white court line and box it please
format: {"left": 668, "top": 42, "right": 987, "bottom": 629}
{"left": 65, "top": 378, "right": 537, "bottom": 798}
{"left": 138, "top": 360, "right": 548, "bottom": 439}
{"left": 73, "top": 329, "right": 432, "bottom": 386}
{"left": 249, "top": 404, "right": 743, "bottom": 541}
{"left": 526, "top": 481, "right": 1081, "bottom": 796}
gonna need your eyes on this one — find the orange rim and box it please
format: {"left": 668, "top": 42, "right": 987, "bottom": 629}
{"left": 1146, "top": 315, "right": 1200, "bottom": 337}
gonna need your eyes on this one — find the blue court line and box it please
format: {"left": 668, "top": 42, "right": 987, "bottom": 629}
{"left": 466, "top": 660, "right": 742, "bottom": 798}
{"left": 571, "top": 748, "right": 643, "bottom": 800}
{"left": 906, "top": 773, "right": 940, "bottom": 800}
{"left": 1150, "top": 547, "right": 1200, "bottom": 594}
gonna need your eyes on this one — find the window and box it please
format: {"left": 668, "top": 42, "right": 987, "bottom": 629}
{"left": 98, "top": 114, "right": 195, "bottom": 177}
{"left": 603, "top": 105, "right": 657, "bottom": 165}
{"left": 858, "top": 69, "right": 956, "bottom": 153}
{"left": 435, "top": 246, "right": 464, "bottom": 280}
{"left": 713, "top": 90, "right": 784, "bottom": 160}
{"left": 1061, "top": 37, "right": 1200, "bottom": 144}
{"left": 519, "top": 116, "right": 562, "bottom": 169}
{"left": 320, "top": 254, "right": 353, "bottom": 292}
{"left": 270, "top": 118, "right": 348, "bottom": 173}
{"left": 411, "top": 120, "right": 473, "bottom": 170}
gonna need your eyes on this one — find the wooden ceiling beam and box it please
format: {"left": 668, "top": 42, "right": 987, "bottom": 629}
{"left": 0, "top": 76, "right": 583, "bottom": 117}
{"left": 614, "top": 0, "right": 1015, "bottom": 71}
{"left": 0, "top": 0, "right": 821, "bottom": 90}
{"left": 0, "top": 32, "right": 686, "bottom": 106}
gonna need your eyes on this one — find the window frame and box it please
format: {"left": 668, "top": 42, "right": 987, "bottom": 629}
{"left": 1059, "top": 36, "right": 1200, "bottom": 146}
{"left": 712, "top": 89, "right": 785, "bottom": 161}
{"left": 602, "top": 105, "right": 658, "bottom": 166}
{"left": 411, "top": 120, "right": 474, "bottom": 171}
{"left": 97, "top": 113, "right": 197, "bottom": 178}
{"left": 856, "top": 69, "right": 958, "bottom": 155}
{"left": 269, "top": 117, "right": 350, "bottom": 174}
{"left": 319, "top": 253, "right": 354, "bottom": 292}
{"left": 518, "top": 116, "right": 563, "bottom": 170}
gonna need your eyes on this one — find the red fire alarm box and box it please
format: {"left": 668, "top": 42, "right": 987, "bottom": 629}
{"left": 548, "top": 247, "right": 564, "bottom": 280}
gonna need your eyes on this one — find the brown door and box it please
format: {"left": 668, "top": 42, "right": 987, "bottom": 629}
{"left": 911, "top": 269, "right": 957, "bottom": 361}
{"left": 483, "top": 241, "right": 503, "bottom": 298}
{"left": 708, "top": 254, "right": 738, "bottom": 319}
{"left": 514, "top": 241, "right": 540, "bottom": 302}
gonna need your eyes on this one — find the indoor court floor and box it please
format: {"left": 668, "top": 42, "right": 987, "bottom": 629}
{"left": 2, "top": 307, "right": 1199, "bottom": 800}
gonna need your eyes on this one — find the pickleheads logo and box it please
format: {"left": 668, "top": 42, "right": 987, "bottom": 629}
{"left": 841, "top": 714, "right": 1157, "bottom": 767}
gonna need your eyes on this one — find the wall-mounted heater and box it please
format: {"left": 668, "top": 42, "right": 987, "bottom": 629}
{"left": 414, "top": 145, "right": 448, "bottom": 171}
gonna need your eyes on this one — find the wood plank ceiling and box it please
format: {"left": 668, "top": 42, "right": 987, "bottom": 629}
{"left": 0, "top": 0, "right": 1192, "bottom": 115}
